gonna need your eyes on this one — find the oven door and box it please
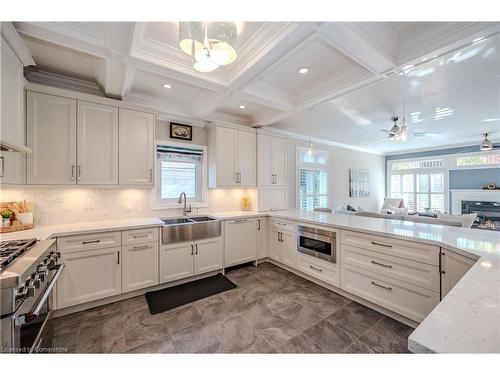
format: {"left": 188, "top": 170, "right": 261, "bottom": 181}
{"left": 297, "top": 231, "right": 336, "bottom": 263}
{"left": 14, "top": 264, "right": 65, "bottom": 353}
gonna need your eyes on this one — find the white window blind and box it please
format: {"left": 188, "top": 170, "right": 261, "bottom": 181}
{"left": 297, "top": 148, "right": 329, "bottom": 211}
{"left": 388, "top": 158, "right": 445, "bottom": 212}
{"left": 156, "top": 145, "right": 205, "bottom": 206}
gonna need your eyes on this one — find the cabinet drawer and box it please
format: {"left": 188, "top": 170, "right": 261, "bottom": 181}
{"left": 57, "top": 231, "right": 121, "bottom": 253}
{"left": 341, "top": 230, "right": 439, "bottom": 266}
{"left": 270, "top": 218, "right": 295, "bottom": 232}
{"left": 122, "top": 227, "right": 159, "bottom": 245}
{"left": 342, "top": 244, "right": 439, "bottom": 292}
{"left": 341, "top": 263, "right": 439, "bottom": 322}
{"left": 297, "top": 253, "right": 339, "bottom": 287}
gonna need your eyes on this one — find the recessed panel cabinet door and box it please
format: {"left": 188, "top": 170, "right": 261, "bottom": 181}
{"left": 27, "top": 92, "right": 77, "bottom": 184}
{"left": 224, "top": 219, "right": 257, "bottom": 267}
{"left": 272, "top": 137, "right": 287, "bottom": 186}
{"left": 57, "top": 247, "right": 121, "bottom": 309}
{"left": 217, "top": 127, "right": 238, "bottom": 186}
{"left": 257, "top": 134, "right": 273, "bottom": 186}
{"left": 119, "top": 109, "right": 154, "bottom": 185}
{"left": 122, "top": 242, "right": 159, "bottom": 292}
{"left": 77, "top": 101, "right": 118, "bottom": 185}
{"left": 194, "top": 237, "right": 223, "bottom": 275}
{"left": 238, "top": 130, "right": 256, "bottom": 186}
{"left": 269, "top": 228, "right": 283, "bottom": 262}
{"left": 160, "top": 242, "right": 194, "bottom": 283}
{"left": 281, "top": 231, "right": 297, "bottom": 269}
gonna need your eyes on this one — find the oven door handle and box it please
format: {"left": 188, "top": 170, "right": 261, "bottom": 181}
{"left": 24, "top": 264, "right": 65, "bottom": 321}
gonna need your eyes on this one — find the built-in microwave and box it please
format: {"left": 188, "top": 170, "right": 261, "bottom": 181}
{"left": 297, "top": 225, "right": 336, "bottom": 263}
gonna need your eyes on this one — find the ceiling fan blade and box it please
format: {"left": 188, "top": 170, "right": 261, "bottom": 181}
{"left": 379, "top": 129, "right": 390, "bottom": 134}
{"left": 413, "top": 131, "right": 441, "bottom": 138}
{"left": 366, "top": 137, "right": 388, "bottom": 145}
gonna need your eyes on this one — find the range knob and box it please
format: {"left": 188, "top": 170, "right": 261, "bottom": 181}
{"left": 25, "top": 286, "right": 36, "bottom": 298}
{"left": 37, "top": 265, "right": 48, "bottom": 273}
{"left": 24, "top": 278, "right": 33, "bottom": 287}
{"left": 48, "top": 258, "right": 57, "bottom": 268}
{"left": 33, "top": 276, "right": 42, "bottom": 289}
{"left": 15, "top": 288, "right": 26, "bottom": 301}
{"left": 36, "top": 271, "right": 45, "bottom": 282}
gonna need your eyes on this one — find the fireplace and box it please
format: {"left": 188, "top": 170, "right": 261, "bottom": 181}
{"left": 462, "top": 200, "right": 500, "bottom": 231}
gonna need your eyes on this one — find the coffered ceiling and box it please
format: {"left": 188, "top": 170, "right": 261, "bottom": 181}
{"left": 12, "top": 21, "right": 500, "bottom": 154}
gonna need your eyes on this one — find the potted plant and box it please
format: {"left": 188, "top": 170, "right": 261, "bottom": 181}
{"left": 1, "top": 210, "right": 12, "bottom": 227}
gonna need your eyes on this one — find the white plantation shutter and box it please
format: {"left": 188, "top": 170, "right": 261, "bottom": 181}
{"left": 297, "top": 148, "right": 329, "bottom": 211}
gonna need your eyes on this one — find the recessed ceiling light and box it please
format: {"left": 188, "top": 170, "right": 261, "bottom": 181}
{"left": 239, "top": 105, "right": 246, "bottom": 109}
{"left": 298, "top": 67, "right": 309, "bottom": 74}
{"left": 162, "top": 84, "right": 172, "bottom": 89}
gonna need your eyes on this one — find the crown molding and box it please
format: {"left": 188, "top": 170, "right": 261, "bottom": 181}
{"left": 207, "top": 111, "right": 251, "bottom": 127}
{"left": 155, "top": 113, "right": 209, "bottom": 128}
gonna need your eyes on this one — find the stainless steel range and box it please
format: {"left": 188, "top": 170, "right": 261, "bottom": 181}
{"left": 0, "top": 238, "right": 64, "bottom": 353}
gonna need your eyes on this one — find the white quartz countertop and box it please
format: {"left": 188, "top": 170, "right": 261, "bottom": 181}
{"left": 1, "top": 208, "right": 499, "bottom": 352}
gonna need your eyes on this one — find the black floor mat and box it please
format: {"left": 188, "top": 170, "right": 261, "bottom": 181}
{"left": 145, "top": 273, "right": 237, "bottom": 314}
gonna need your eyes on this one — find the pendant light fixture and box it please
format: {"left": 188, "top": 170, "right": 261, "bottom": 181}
{"left": 179, "top": 22, "right": 238, "bottom": 73}
{"left": 307, "top": 108, "right": 314, "bottom": 156}
{"left": 398, "top": 71, "right": 409, "bottom": 141}
{"left": 480, "top": 133, "right": 493, "bottom": 151}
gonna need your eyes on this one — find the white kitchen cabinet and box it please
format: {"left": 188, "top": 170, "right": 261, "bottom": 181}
{"left": 257, "top": 217, "right": 268, "bottom": 259}
{"left": 0, "top": 151, "right": 25, "bottom": 185}
{"left": 160, "top": 242, "right": 194, "bottom": 283}
{"left": 194, "top": 237, "right": 223, "bottom": 274}
{"left": 77, "top": 101, "right": 119, "bottom": 185}
{"left": 27, "top": 92, "right": 77, "bottom": 184}
{"left": 281, "top": 230, "right": 297, "bottom": 269}
{"left": 441, "top": 249, "right": 476, "bottom": 298}
{"left": 269, "top": 228, "right": 283, "bottom": 262}
{"left": 224, "top": 218, "right": 257, "bottom": 267}
{"left": 272, "top": 137, "right": 287, "bottom": 186}
{"left": 237, "top": 130, "right": 257, "bottom": 185}
{"left": 297, "top": 253, "right": 340, "bottom": 287}
{"left": 118, "top": 109, "right": 154, "bottom": 185}
{"left": 122, "top": 242, "right": 158, "bottom": 293}
{"left": 57, "top": 247, "right": 121, "bottom": 309}
{"left": 1, "top": 37, "right": 24, "bottom": 147}
{"left": 208, "top": 124, "right": 257, "bottom": 187}
{"left": 160, "top": 237, "right": 223, "bottom": 283}
{"left": 258, "top": 186, "right": 288, "bottom": 211}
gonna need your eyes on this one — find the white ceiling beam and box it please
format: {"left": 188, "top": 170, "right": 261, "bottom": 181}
{"left": 318, "top": 23, "right": 397, "bottom": 75}
{"left": 1, "top": 22, "right": 36, "bottom": 66}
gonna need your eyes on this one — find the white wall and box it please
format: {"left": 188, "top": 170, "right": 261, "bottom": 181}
{"left": 286, "top": 139, "right": 385, "bottom": 211}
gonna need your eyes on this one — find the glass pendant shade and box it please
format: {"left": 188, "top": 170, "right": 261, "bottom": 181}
{"left": 179, "top": 22, "right": 205, "bottom": 56}
{"left": 193, "top": 59, "right": 219, "bottom": 73}
{"left": 205, "top": 22, "right": 238, "bottom": 65}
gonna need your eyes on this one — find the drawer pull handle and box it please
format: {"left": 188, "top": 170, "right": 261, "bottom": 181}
{"left": 371, "top": 281, "right": 392, "bottom": 291}
{"left": 133, "top": 245, "right": 149, "bottom": 250}
{"left": 82, "top": 239, "right": 100, "bottom": 244}
{"left": 371, "top": 241, "right": 392, "bottom": 248}
{"left": 310, "top": 265, "right": 323, "bottom": 272}
{"left": 133, "top": 234, "right": 149, "bottom": 238}
{"left": 371, "top": 260, "right": 393, "bottom": 268}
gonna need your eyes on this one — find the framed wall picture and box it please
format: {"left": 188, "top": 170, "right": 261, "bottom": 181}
{"left": 349, "top": 168, "right": 370, "bottom": 197}
{"left": 170, "top": 122, "right": 193, "bottom": 141}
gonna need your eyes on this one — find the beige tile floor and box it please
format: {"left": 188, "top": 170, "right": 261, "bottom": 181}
{"left": 50, "top": 262, "right": 413, "bottom": 353}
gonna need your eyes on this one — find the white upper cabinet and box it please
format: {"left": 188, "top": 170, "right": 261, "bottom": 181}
{"left": 77, "top": 101, "right": 118, "bottom": 185}
{"left": 118, "top": 109, "right": 154, "bottom": 186}
{"left": 257, "top": 133, "right": 287, "bottom": 187}
{"left": 1, "top": 37, "right": 24, "bottom": 146}
{"left": 27, "top": 92, "right": 77, "bottom": 184}
{"left": 208, "top": 124, "right": 257, "bottom": 188}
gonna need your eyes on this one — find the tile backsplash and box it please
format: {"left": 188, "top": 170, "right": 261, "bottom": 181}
{"left": 0, "top": 187, "right": 257, "bottom": 225}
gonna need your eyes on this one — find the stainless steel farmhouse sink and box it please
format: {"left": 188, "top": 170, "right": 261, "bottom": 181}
{"left": 161, "top": 216, "right": 221, "bottom": 244}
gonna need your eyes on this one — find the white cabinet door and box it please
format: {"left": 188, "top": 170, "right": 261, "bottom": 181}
{"left": 118, "top": 109, "right": 154, "bottom": 185}
{"left": 160, "top": 242, "right": 194, "bottom": 283}
{"left": 217, "top": 127, "right": 238, "bottom": 186}
{"left": 281, "top": 231, "right": 297, "bottom": 269}
{"left": 269, "top": 228, "right": 282, "bottom": 262}
{"left": 256, "top": 217, "right": 268, "bottom": 259}
{"left": 57, "top": 247, "right": 121, "bottom": 308}
{"left": 224, "top": 219, "right": 257, "bottom": 267}
{"left": 0, "top": 152, "right": 25, "bottom": 185}
{"left": 77, "top": 101, "right": 118, "bottom": 185}
{"left": 194, "top": 237, "right": 223, "bottom": 275}
{"left": 273, "top": 137, "right": 287, "bottom": 186}
{"left": 27, "top": 92, "right": 77, "bottom": 184}
{"left": 258, "top": 186, "right": 287, "bottom": 211}
{"left": 257, "top": 134, "right": 273, "bottom": 186}
{"left": 238, "top": 130, "right": 256, "bottom": 186}
{"left": 441, "top": 250, "right": 476, "bottom": 298}
{"left": 1, "top": 37, "right": 24, "bottom": 146}
{"left": 122, "top": 242, "right": 159, "bottom": 292}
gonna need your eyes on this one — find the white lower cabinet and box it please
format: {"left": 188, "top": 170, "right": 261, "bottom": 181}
{"left": 224, "top": 218, "right": 257, "bottom": 267}
{"left": 57, "top": 247, "right": 121, "bottom": 309}
{"left": 297, "top": 253, "right": 340, "bottom": 287}
{"left": 122, "top": 242, "right": 158, "bottom": 292}
{"left": 341, "top": 263, "right": 439, "bottom": 322}
{"left": 194, "top": 237, "right": 223, "bottom": 274}
{"left": 441, "top": 249, "right": 476, "bottom": 298}
{"left": 160, "top": 242, "right": 194, "bottom": 283}
{"left": 257, "top": 217, "right": 268, "bottom": 259}
{"left": 160, "top": 237, "right": 222, "bottom": 283}
{"left": 268, "top": 227, "right": 295, "bottom": 267}
{"left": 269, "top": 228, "right": 283, "bottom": 262}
